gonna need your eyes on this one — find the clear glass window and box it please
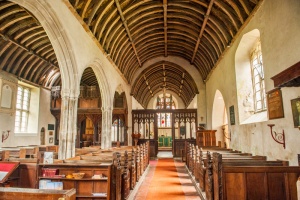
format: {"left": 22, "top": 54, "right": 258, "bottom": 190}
{"left": 15, "top": 86, "right": 31, "bottom": 132}
{"left": 250, "top": 40, "right": 266, "bottom": 112}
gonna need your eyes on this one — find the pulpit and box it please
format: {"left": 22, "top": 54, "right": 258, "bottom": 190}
{"left": 196, "top": 129, "right": 217, "bottom": 147}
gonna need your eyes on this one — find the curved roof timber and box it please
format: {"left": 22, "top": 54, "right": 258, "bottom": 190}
{"left": 0, "top": 0, "right": 261, "bottom": 100}
{"left": 69, "top": 0, "right": 259, "bottom": 81}
{"left": 131, "top": 61, "right": 199, "bottom": 108}
{"left": 0, "top": 1, "right": 60, "bottom": 87}
{"left": 68, "top": 0, "right": 260, "bottom": 105}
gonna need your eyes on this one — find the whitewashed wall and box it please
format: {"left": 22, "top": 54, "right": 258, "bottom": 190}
{"left": 205, "top": 0, "right": 300, "bottom": 165}
{"left": 0, "top": 71, "right": 55, "bottom": 147}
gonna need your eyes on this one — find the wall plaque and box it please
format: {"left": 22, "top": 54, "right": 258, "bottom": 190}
{"left": 1, "top": 84, "right": 12, "bottom": 108}
{"left": 267, "top": 88, "right": 284, "bottom": 119}
{"left": 291, "top": 97, "right": 300, "bottom": 128}
{"left": 229, "top": 105, "right": 235, "bottom": 125}
{"left": 48, "top": 124, "right": 55, "bottom": 130}
{"left": 0, "top": 79, "right": 16, "bottom": 114}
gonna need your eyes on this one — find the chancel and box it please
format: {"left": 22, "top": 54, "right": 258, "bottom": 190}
{"left": 0, "top": 0, "right": 300, "bottom": 199}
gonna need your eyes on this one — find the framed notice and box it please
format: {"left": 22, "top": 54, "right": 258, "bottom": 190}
{"left": 291, "top": 97, "right": 300, "bottom": 128}
{"left": 229, "top": 106, "right": 235, "bottom": 125}
{"left": 267, "top": 88, "right": 284, "bottom": 119}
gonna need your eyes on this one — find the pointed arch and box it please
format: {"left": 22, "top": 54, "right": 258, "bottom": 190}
{"left": 12, "top": 0, "right": 79, "bottom": 159}
{"left": 235, "top": 29, "right": 267, "bottom": 124}
{"left": 212, "top": 90, "right": 228, "bottom": 147}
{"left": 89, "top": 58, "right": 113, "bottom": 149}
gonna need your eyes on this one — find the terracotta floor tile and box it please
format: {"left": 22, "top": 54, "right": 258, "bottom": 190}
{"left": 133, "top": 157, "right": 200, "bottom": 200}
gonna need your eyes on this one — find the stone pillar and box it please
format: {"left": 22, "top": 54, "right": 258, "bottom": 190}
{"left": 58, "top": 91, "right": 78, "bottom": 159}
{"left": 101, "top": 106, "right": 112, "bottom": 149}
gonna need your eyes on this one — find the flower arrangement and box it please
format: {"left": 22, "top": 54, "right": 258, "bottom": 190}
{"left": 131, "top": 132, "right": 141, "bottom": 139}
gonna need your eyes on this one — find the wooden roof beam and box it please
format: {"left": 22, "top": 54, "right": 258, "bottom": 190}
{"left": 87, "top": 0, "right": 104, "bottom": 25}
{"left": 163, "top": 0, "right": 168, "bottom": 57}
{"left": 191, "top": 0, "right": 214, "bottom": 63}
{"left": 0, "top": 32, "right": 59, "bottom": 70}
{"left": 114, "top": 0, "right": 142, "bottom": 67}
{"left": 80, "top": 0, "right": 92, "bottom": 19}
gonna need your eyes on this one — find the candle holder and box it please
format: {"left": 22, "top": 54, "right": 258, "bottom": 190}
{"left": 2, "top": 130, "right": 10, "bottom": 142}
{"left": 267, "top": 124, "right": 285, "bottom": 149}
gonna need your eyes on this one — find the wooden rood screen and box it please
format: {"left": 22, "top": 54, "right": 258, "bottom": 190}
{"left": 132, "top": 109, "right": 197, "bottom": 157}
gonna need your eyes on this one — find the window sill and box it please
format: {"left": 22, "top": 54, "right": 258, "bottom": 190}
{"left": 15, "top": 133, "right": 38, "bottom": 137}
{"left": 240, "top": 111, "right": 267, "bottom": 125}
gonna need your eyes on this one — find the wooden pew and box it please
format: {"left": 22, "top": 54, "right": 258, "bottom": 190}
{"left": 77, "top": 148, "right": 140, "bottom": 199}
{"left": 209, "top": 152, "right": 292, "bottom": 200}
{"left": 1, "top": 148, "right": 28, "bottom": 161}
{"left": 0, "top": 142, "right": 150, "bottom": 200}
{"left": 184, "top": 142, "right": 291, "bottom": 200}
{"left": 0, "top": 187, "right": 76, "bottom": 200}
{"left": 187, "top": 143, "right": 241, "bottom": 177}
{"left": 198, "top": 151, "right": 267, "bottom": 193}
{"left": 68, "top": 142, "right": 150, "bottom": 200}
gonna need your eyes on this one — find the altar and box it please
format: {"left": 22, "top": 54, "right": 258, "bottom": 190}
{"left": 158, "top": 136, "right": 172, "bottom": 147}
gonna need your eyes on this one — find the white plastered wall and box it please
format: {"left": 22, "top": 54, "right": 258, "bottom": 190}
{"left": 205, "top": 0, "right": 300, "bottom": 165}
{"left": 0, "top": 71, "right": 55, "bottom": 147}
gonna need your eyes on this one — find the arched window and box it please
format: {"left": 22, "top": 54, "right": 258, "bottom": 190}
{"left": 156, "top": 94, "right": 175, "bottom": 109}
{"left": 250, "top": 40, "right": 266, "bottom": 112}
{"left": 156, "top": 94, "right": 175, "bottom": 127}
{"left": 235, "top": 29, "right": 267, "bottom": 124}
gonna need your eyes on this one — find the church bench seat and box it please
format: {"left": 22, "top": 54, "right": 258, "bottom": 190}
{"left": 202, "top": 152, "right": 295, "bottom": 200}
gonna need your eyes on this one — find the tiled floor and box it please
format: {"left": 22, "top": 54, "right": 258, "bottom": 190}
{"left": 174, "top": 159, "right": 201, "bottom": 200}
{"left": 132, "top": 151, "right": 200, "bottom": 200}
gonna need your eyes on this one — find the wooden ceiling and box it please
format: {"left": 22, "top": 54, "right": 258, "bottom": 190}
{"left": 131, "top": 61, "right": 198, "bottom": 108}
{"left": 0, "top": 0, "right": 262, "bottom": 107}
{"left": 0, "top": 1, "right": 60, "bottom": 87}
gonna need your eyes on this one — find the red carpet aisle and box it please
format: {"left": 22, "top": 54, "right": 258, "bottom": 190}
{"left": 133, "top": 158, "right": 200, "bottom": 200}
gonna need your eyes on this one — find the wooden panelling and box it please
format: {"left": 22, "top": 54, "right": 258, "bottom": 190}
{"left": 18, "top": 163, "right": 38, "bottom": 188}
{"left": 245, "top": 173, "right": 267, "bottom": 199}
{"left": 224, "top": 173, "right": 245, "bottom": 200}
{"left": 0, "top": 188, "right": 76, "bottom": 200}
{"left": 267, "top": 173, "right": 286, "bottom": 200}
{"left": 196, "top": 130, "right": 217, "bottom": 147}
